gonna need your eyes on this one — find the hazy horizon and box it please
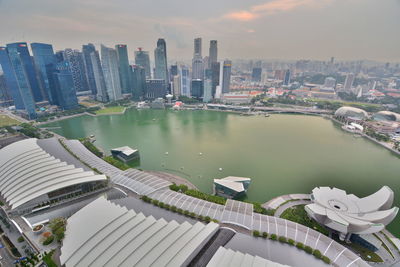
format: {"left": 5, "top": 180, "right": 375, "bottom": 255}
{"left": 1, "top": 0, "right": 399, "bottom": 62}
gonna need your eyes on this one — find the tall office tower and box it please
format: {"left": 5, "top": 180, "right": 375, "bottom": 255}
{"left": 64, "top": 49, "right": 89, "bottom": 92}
{"left": 55, "top": 51, "right": 65, "bottom": 62}
{"left": 194, "top": 38, "right": 202, "bottom": 57}
{"left": 31, "top": 43, "right": 57, "bottom": 104}
{"left": 82, "top": 44, "right": 98, "bottom": 96}
{"left": 220, "top": 60, "right": 232, "bottom": 94}
{"left": 203, "top": 79, "right": 213, "bottom": 103}
{"left": 343, "top": 73, "right": 355, "bottom": 92}
{"left": 145, "top": 79, "right": 166, "bottom": 99}
{"left": 323, "top": 77, "right": 336, "bottom": 88}
{"left": 49, "top": 61, "right": 78, "bottom": 110}
{"left": 251, "top": 67, "right": 262, "bottom": 82}
{"left": 192, "top": 56, "right": 204, "bottom": 80}
{"left": 179, "top": 66, "right": 191, "bottom": 97}
{"left": 191, "top": 79, "right": 203, "bottom": 98}
{"left": 0, "top": 73, "right": 13, "bottom": 107}
{"left": 115, "top": 44, "right": 131, "bottom": 94}
{"left": 90, "top": 50, "right": 108, "bottom": 102}
{"left": 330, "top": 57, "right": 335, "bottom": 64}
{"left": 211, "top": 62, "right": 220, "bottom": 97}
{"left": 131, "top": 65, "right": 146, "bottom": 101}
{"left": 7, "top": 43, "right": 44, "bottom": 102}
{"left": 101, "top": 45, "right": 122, "bottom": 102}
{"left": 154, "top": 39, "right": 168, "bottom": 84}
{"left": 274, "top": 70, "right": 285, "bottom": 80}
{"left": 170, "top": 65, "right": 178, "bottom": 81}
{"left": 283, "top": 69, "right": 291, "bottom": 85}
{"left": 134, "top": 48, "right": 151, "bottom": 79}
{"left": 172, "top": 75, "right": 181, "bottom": 97}
{"left": 0, "top": 46, "right": 37, "bottom": 119}
{"left": 209, "top": 40, "right": 218, "bottom": 68}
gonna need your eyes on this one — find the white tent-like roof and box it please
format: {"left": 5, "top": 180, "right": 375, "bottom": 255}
{"left": 0, "top": 138, "right": 106, "bottom": 210}
{"left": 214, "top": 176, "right": 251, "bottom": 193}
{"left": 111, "top": 146, "right": 138, "bottom": 157}
{"left": 60, "top": 197, "right": 219, "bottom": 267}
{"left": 207, "top": 247, "right": 287, "bottom": 267}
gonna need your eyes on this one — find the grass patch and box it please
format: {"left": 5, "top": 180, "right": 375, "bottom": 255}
{"left": 43, "top": 250, "right": 57, "bottom": 267}
{"left": 104, "top": 156, "right": 130, "bottom": 171}
{"left": 280, "top": 205, "right": 329, "bottom": 235}
{"left": 0, "top": 115, "right": 20, "bottom": 127}
{"left": 95, "top": 106, "right": 125, "bottom": 115}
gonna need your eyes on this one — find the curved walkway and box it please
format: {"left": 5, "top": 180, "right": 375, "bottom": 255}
{"left": 274, "top": 199, "right": 312, "bottom": 217}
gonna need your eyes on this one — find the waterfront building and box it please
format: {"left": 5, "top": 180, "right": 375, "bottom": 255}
{"left": 50, "top": 61, "right": 79, "bottom": 110}
{"left": 64, "top": 48, "right": 89, "bottom": 93}
{"left": 131, "top": 65, "right": 146, "bottom": 100}
{"left": 220, "top": 60, "right": 232, "bottom": 94}
{"left": 154, "top": 39, "right": 168, "bottom": 84}
{"left": 111, "top": 146, "right": 139, "bottom": 162}
{"left": 90, "top": 50, "right": 108, "bottom": 102}
{"left": 251, "top": 67, "right": 262, "bottom": 82}
{"left": 203, "top": 79, "right": 213, "bottom": 102}
{"left": 209, "top": 40, "right": 218, "bottom": 68}
{"left": 0, "top": 46, "right": 37, "bottom": 119}
{"left": 82, "top": 43, "right": 98, "bottom": 96}
{"left": 0, "top": 73, "right": 13, "bottom": 107}
{"left": 213, "top": 176, "right": 251, "bottom": 199}
{"left": 334, "top": 106, "right": 368, "bottom": 120}
{"left": 191, "top": 79, "right": 203, "bottom": 99}
{"left": 31, "top": 43, "right": 57, "bottom": 104}
{"left": 179, "top": 65, "right": 191, "bottom": 97}
{"left": 134, "top": 48, "right": 151, "bottom": 79}
{"left": 115, "top": 44, "right": 132, "bottom": 94}
{"left": 145, "top": 79, "right": 166, "bottom": 99}
{"left": 306, "top": 186, "right": 398, "bottom": 241}
{"left": 211, "top": 62, "right": 220, "bottom": 97}
{"left": 101, "top": 45, "right": 122, "bottom": 102}
{"left": 373, "top": 111, "right": 400, "bottom": 122}
{"left": 343, "top": 73, "right": 355, "bottom": 92}
{"left": 172, "top": 75, "right": 181, "bottom": 97}
{"left": 6, "top": 42, "right": 45, "bottom": 102}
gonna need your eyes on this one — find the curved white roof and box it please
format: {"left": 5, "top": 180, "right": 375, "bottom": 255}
{"left": 334, "top": 106, "right": 368, "bottom": 119}
{"left": 306, "top": 186, "right": 398, "bottom": 235}
{"left": 60, "top": 197, "right": 219, "bottom": 267}
{"left": 0, "top": 138, "right": 107, "bottom": 209}
{"left": 373, "top": 111, "right": 400, "bottom": 122}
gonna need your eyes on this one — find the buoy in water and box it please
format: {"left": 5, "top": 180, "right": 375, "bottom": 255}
{"left": 199, "top": 152, "right": 203, "bottom": 155}
{"left": 219, "top": 168, "right": 223, "bottom": 171}
{"left": 165, "top": 152, "right": 169, "bottom": 155}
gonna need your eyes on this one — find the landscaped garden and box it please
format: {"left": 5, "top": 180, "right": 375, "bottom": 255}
{"left": 95, "top": 106, "right": 125, "bottom": 115}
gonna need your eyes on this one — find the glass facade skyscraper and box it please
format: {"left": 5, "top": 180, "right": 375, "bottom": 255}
{"left": 48, "top": 61, "right": 78, "bottom": 110}
{"left": 209, "top": 40, "right": 218, "bottom": 68}
{"left": 115, "top": 44, "right": 131, "bottom": 94}
{"left": 134, "top": 48, "right": 151, "bottom": 79}
{"left": 64, "top": 49, "right": 89, "bottom": 92}
{"left": 82, "top": 44, "right": 98, "bottom": 96}
{"left": 131, "top": 65, "right": 146, "bottom": 101}
{"left": 154, "top": 39, "right": 168, "bottom": 84}
{"left": 101, "top": 45, "right": 122, "bottom": 102}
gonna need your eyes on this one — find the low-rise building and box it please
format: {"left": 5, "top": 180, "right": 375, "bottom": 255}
{"left": 213, "top": 176, "right": 251, "bottom": 199}
{"left": 111, "top": 146, "right": 140, "bottom": 163}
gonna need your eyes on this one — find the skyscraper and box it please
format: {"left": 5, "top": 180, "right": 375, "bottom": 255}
{"left": 64, "top": 49, "right": 89, "bottom": 92}
{"left": 49, "top": 61, "right": 78, "bottom": 110}
{"left": 131, "top": 65, "right": 146, "bottom": 101}
{"left": 0, "top": 73, "right": 13, "bottom": 107}
{"left": 251, "top": 67, "right": 262, "bottom": 82}
{"left": 283, "top": 69, "right": 291, "bottom": 85}
{"left": 211, "top": 62, "right": 220, "bottom": 97}
{"left": 90, "top": 50, "right": 108, "bottom": 102}
{"left": 7, "top": 42, "right": 44, "bottom": 103}
{"left": 145, "top": 79, "right": 166, "bottom": 99}
{"left": 134, "top": 48, "right": 151, "bottom": 79}
{"left": 194, "top": 38, "right": 202, "bottom": 57}
{"left": 2, "top": 45, "right": 37, "bottom": 119}
{"left": 192, "top": 56, "right": 204, "bottom": 80}
{"left": 154, "top": 39, "right": 168, "bottom": 84}
{"left": 209, "top": 40, "right": 218, "bottom": 68}
{"left": 179, "top": 66, "right": 190, "bottom": 97}
{"left": 191, "top": 79, "right": 203, "bottom": 98}
{"left": 101, "top": 45, "right": 122, "bottom": 102}
{"left": 31, "top": 43, "right": 57, "bottom": 104}
{"left": 82, "top": 44, "right": 98, "bottom": 96}
{"left": 343, "top": 73, "right": 355, "bottom": 92}
{"left": 220, "top": 60, "right": 232, "bottom": 94}
{"left": 170, "top": 65, "right": 178, "bottom": 81}
{"left": 172, "top": 75, "right": 181, "bottom": 97}
{"left": 115, "top": 44, "right": 131, "bottom": 94}
{"left": 203, "top": 79, "right": 213, "bottom": 103}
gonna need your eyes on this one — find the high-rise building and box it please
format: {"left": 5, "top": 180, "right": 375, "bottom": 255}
{"left": 7, "top": 42, "right": 44, "bottom": 103}
{"left": 115, "top": 44, "right": 131, "bottom": 94}
{"left": 191, "top": 79, "right": 203, "bottom": 98}
{"left": 49, "top": 61, "right": 78, "bottom": 110}
{"left": 90, "top": 50, "right": 108, "bottom": 102}
{"left": 209, "top": 40, "right": 218, "bottom": 68}
{"left": 134, "top": 48, "right": 151, "bottom": 79}
{"left": 194, "top": 38, "right": 202, "bottom": 57}
{"left": 170, "top": 65, "right": 178, "bottom": 81}
{"left": 211, "top": 62, "right": 220, "bottom": 97}
{"left": 154, "top": 39, "right": 168, "bottom": 84}
{"left": 0, "top": 73, "right": 13, "bottom": 107}
{"left": 179, "top": 66, "right": 190, "bottom": 97}
{"left": 64, "top": 49, "right": 89, "bottom": 92}
{"left": 251, "top": 67, "right": 262, "bottom": 82}
{"left": 323, "top": 77, "right": 336, "bottom": 88}
{"left": 283, "top": 69, "right": 291, "bottom": 85}
{"left": 220, "top": 60, "right": 232, "bottom": 94}
{"left": 101, "top": 45, "right": 122, "bottom": 102}
{"left": 145, "top": 79, "right": 166, "bottom": 99}
{"left": 343, "top": 73, "right": 355, "bottom": 92}
{"left": 203, "top": 79, "right": 212, "bottom": 103}
{"left": 1, "top": 46, "right": 37, "bottom": 119}
{"left": 131, "top": 65, "right": 146, "bottom": 101}
{"left": 192, "top": 56, "right": 204, "bottom": 80}
{"left": 31, "top": 43, "right": 57, "bottom": 104}
{"left": 172, "top": 75, "right": 181, "bottom": 97}
{"left": 82, "top": 44, "right": 98, "bottom": 96}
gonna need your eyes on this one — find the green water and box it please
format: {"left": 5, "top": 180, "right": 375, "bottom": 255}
{"left": 43, "top": 109, "right": 400, "bottom": 236}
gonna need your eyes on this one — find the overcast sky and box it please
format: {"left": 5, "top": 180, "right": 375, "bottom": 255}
{"left": 0, "top": 0, "right": 399, "bottom": 62}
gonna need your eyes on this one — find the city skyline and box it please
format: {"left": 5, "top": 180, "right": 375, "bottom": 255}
{"left": 0, "top": 0, "right": 399, "bottom": 62}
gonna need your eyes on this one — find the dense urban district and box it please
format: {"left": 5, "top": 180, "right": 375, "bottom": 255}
{"left": 0, "top": 38, "right": 399, "bottom": 267}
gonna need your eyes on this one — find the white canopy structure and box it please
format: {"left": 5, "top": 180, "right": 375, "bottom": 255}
{"left": 0, "top": 138, "right": 106, "bottom": 211}
{"left": 60, "top": 197, "right": 219, "bottom": 267}
{"left": 305, "top": 186, "right": 398, "bottom": 237}
{"left": 207, "top": 247, "right": 287, "bottom": 267}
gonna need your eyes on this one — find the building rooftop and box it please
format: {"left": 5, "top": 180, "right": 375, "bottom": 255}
{"left": 214, "top": 176, "right": 251, "bottom": 193}
{"left": 111, "top": 146, "right": 138, "bottom": 157}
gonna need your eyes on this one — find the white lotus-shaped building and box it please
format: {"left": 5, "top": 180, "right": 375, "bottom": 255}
{"left": 305, "top": 186, "right": 398, "bottom": 237}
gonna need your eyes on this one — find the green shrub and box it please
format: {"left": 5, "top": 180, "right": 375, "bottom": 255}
{"left": 278, "top": 236, "right": 287, "bottom": 243}
{"left": 169, "top": 184, "right": 179, "bottom": 191}
{"left": 11, "top": 247, "right": 21, "bottom": 257}
{"left": 164, "top": 204, "right": 170, "bottom": 209}
{"left": 184, "top": 189, "right": 226, "bottom": 205}
{"left": 198, "top": 215, "right": 204, "bottom": 221}
{"left": 177, "top": 208, "right": 183, "bottom": 214}
{"left": 17, "top": 236, "right": 24, "bottom": 243}
{"left": 189, "top": 212, "right": 196, "bottom": 218}
{"left": 184, "top": 210, "right": 190, "bottom": 216}
{"left": 262, "top": 232, "right": 268, "bottom": 238}
{"left": 42, "top": 235, "right": 54, "bottom": 245}
{"left": 204, "top": 216, "right": 211, "bottom": 222}
{"left": 158, "top": 202, "right": 165, "bottom": 208}
{"left": 296, "top": 242, "right": 304, "bottom": 249}
{"left": 322, "top": 256, "right": 331, "bottom": 264}
{"left": 151, "top": 199, "right": 159, "bottom": 206}
{"left": 170, "top": 206, "right": 177, "bottom": 212}
{"left": 288, "top": 239, "right": 295, "bottom": 245}
{"left": 178, "top": 184, "right": 188, "bottom": 193}
{"left": 253, "top": 230, "right": 260, "bottom": 237}
{"left": 270, "top": 234, "right": 277, "bottom": 240}
{"left": 304, "top": 245, "right": 313, "bottom": 254}
{"left": 313, "top": 249, "right": 322, "bottom": 259}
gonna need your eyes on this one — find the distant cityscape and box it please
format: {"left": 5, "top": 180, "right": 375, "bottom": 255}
{"left": 1, "top": 38, "right": 400, "bottom": 120}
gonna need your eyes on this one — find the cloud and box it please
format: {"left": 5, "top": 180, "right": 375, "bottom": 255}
{"left": 154, "top": 24, "right": 188, "bottom": 49}
{"left": 224, "top": 0, "right": 333, "bottom": 21}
